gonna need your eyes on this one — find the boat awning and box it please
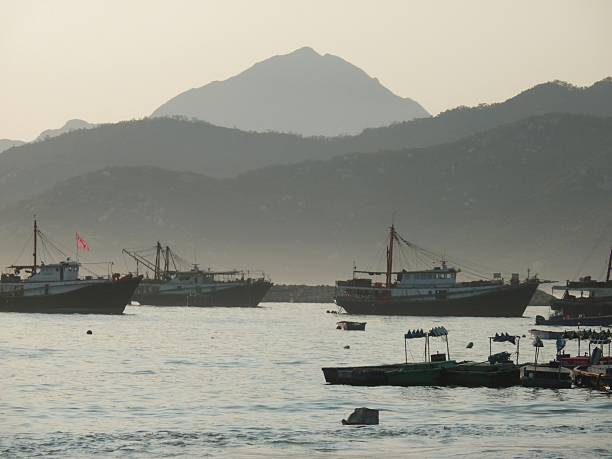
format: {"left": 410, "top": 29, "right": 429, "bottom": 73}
{"left": 491, "top": 332, "right": 518, "bottom": 345}
{"left": 429, "top": 326, "right": 448, "bottom": 337}
{"left": 404, "top": 329, "right": 427, "bottom": 339}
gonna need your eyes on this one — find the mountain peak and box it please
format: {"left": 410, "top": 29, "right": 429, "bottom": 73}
{"left": 152, "top": 48, "right": 429, "bottom": 136}
{"left": 35, "top": 119, "right": 97, "bottom": 142}
{"left": 289, "top": 46, "right": 320, "bottom": 56}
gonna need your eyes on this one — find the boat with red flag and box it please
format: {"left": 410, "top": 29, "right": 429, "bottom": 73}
{"left": 0, "top": 220, "right": 141, "bottom": 314}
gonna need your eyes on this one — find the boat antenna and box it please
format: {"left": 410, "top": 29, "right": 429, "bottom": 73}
{"left": 33, "top": 217, "right": 38, "bottom": 273}
{"left": 607, "top": 246, "right": 612, "bottom": 282}
{"left": 386, "top": 222, "right": 395, "bottom": 288}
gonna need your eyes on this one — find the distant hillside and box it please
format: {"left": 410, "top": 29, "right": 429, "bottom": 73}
{"left": 2, "top": 78, "right": 611, "bottom": 211}
{"left": 340, "top": 77, "right": 612, "bottom": 153}
{"left": 35, "top": 119, "right": 97, "bottom": 142}
{"left": 1, "top": 114, "right": 610, "bottom": 284}
{"left": 0, "top": 139, "right": 25, "bottom": 153}
{"left": 0, "top": 118, "right": 343, "bottom": 210}
{"left": 152, "top": 47, "right": 429, "bottom": 136}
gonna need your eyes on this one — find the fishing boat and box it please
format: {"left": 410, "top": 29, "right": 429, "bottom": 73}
{"left": 521, "top": 364, "right": 572, "bottom": 389}
{"left": 123, "top": 242, "right": 272, "bottom": 307}
{"left": 322, "top": 326, "right": 458, "bottom": 386}
{"left": 386, "top": 327, "right": 458, "bottom": 386}
{"left": 336, "top": 321, "right": 366, "bottom": 331}
{"left": 0, "top": 220, "right": 141, "bottom": 314}
{"left": 556, "top": 330, "right": 612, "bottom": 368}
{"left": 536, "top": 249, "right": 612, "bottom": 326}
{"left": 520, "top": 336, "right": 573, "bottom": 389}
{"left": 445, "top": 333, "right": 521, "bottom": 387}
{"left": 572, "top": 343, "right": 612, "bottom": 391}
{"left": 335, "top": 224, "right": 539, "bottom": 317}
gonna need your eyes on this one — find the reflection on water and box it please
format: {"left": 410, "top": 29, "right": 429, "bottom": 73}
{"left": 1, "top": 304, "right": 611, "bottom": 457}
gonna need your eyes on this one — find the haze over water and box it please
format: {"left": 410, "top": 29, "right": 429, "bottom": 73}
{"left": 2, "top": 304, "right": 611, "bottom": 458}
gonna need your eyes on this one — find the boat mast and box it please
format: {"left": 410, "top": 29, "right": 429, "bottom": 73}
{"left": 164, "top": 245, "right": 171, "bottom": 279}
{"left": 32, "top": 218, "right": 38, "bottom": 273}
{"left": 154, "top": 241, "right": 162, "bottom": 280}
{"left": 386, "top": 223, "right": 395, "bottom": 287}
{"left": 607, "top": 247, "right": 612, "bottom": 282}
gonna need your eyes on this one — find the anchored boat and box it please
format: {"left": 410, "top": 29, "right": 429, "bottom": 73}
{"left": 386, "top": 327, "right": 457, "bottom": 386}
{"left": 520, "top": 336, "right": 573, "bottom": 389}
{"left": 0, "top": 220, "right": 140, "bottom": 314}
{"left": 335, "top": 224, "right": 539, "bottom": 317}
{"left": 572, "top": 343, "right": 612, "bottom": 391}
{"left": 123, "top": 242, "right": 272, "bottom": 307}
{"left": 322, "top": 326, "right": 458, "bottom": 386}
{"left": 445, "top": 333, "right": 521, "bottom": 387}
{"left": 536, "top": 249, "right": 612, "bottom": 326}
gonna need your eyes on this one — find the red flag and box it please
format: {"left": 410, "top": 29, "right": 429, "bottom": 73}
{"left": 76, "top": 232, "right": 90, "bottom": 252}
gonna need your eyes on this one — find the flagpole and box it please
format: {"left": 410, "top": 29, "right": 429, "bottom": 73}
{"left": 76, "top": 232, "right": 79, "bottom": 262}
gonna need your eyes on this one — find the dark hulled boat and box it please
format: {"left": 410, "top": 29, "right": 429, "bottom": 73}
{"left": 0, "top": 221, "right": 141, "bottom": 314}
{"left": 124, "top": 243, "right": 272, "bottom": 307}
{"left": 322, "top": 326, "right": 459, "bottom": 387}
{"left": 520, "top": 336, "right": 573, "bottom": 389}
{"left": 335, "top": 224, "right": 539, "bottom": 317}
{"left": 536, "top": 249, "right": 612, "bottom": 326}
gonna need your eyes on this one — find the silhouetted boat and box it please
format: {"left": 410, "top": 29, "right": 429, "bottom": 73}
{"left": 0, "top": 220, "right": 140, "bottom": 314}
{"left": 536, "top": 249, "right": 612, "bottom": 326}
{"left": 323, "top": 326, "right": 458, "bottom": 386}
{"left": 520, "top": 336, "right": 573, "bottom": 389}
{"left": 445, "top": 332, "right": 521, "bottom": 387}
{"left": 572, "top": 344, "right": 612, "bottom": 391}
{"left": 335, "top": 224, "right": 539, "bottom": 317}
{"left": 123, "top": 242, "right": 272, "bottom": 307}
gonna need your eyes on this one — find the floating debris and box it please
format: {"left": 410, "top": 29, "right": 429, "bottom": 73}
{"left": 86, "top": 330, "right": 92, "bottom": 335}
{"left": 342, "top": 407, "right": 379, "bottom": 425}
{"left": 344, "top": 345, "right": 350, "bottom": 349}
{"left": 466, "top": 342, "right": 473, "bottom": 349}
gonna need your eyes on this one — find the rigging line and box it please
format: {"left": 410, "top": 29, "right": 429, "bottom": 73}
{"left": 11, "top": 233, "right": 33, "bottom": 266}
{"left": 571, "top": 214, "right": 612, "bottom": 281}
{"left": 37, "top": 232, "right": 68, "bottom": 259}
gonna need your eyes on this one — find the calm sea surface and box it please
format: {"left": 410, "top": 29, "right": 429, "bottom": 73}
{"left": 1, "top": 304, "right": 611, "bottom": 458}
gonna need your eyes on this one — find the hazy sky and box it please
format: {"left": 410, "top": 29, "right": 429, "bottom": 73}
{"left": 2, "top": 0, "right": 611, "bottom": 140}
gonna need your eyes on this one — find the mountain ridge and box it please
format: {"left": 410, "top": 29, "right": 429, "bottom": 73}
{"left": 1, "top": 77, "right": 610, "bottom": 212}
{"left": 152, "top": 47, "right": 430, "bottom": 136}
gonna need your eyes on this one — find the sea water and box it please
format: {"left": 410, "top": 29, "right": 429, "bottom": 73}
{"left": 1, "top": 304, "right": 611, "bottom": 458}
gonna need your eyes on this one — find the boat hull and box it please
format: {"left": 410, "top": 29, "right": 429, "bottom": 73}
{"left": 337, "top": 283, "right": 537, "bottom": 317}
{"left": 386, "top": 361, "right": 458, "bottom": 386}
{"left": 444, "top": 362, "right": 520, "bottom": 387}
{"left": 535, "top": 314, "right": 612, "bottom": 326}
{"left": 0, "top": 277, "right": 141, "bottom": 314}
{"left": 322, "top": 364, "right": 404, "bottom": 386}
{"left": 520, "top": 364, "right": 573, "bottom": 389}
{"left": 573, "top": 366, "right": 612, "bottom": 390}
{"left": 133, "top": 280, "right": 272, "bottom": 307}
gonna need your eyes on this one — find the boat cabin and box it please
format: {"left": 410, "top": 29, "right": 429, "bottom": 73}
{"left": 397, "top": 266, "right": 458, "bottom": 288}
{"left": 29, "top": 260, "right": 81, "bottom": 283}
